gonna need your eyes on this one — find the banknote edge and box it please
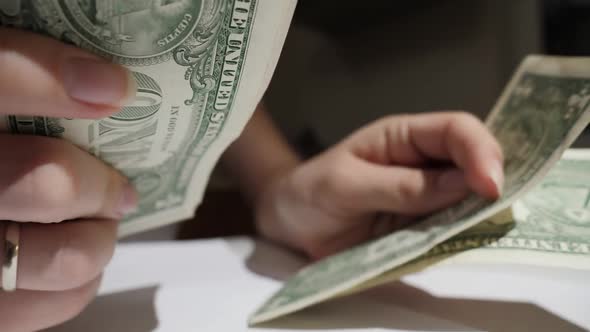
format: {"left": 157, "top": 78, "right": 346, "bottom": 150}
{"left": 248, "top": 55, "right": 590, "bottom": 325}
{"left": 118, "top": 0, "right": 298, "bottom": 237}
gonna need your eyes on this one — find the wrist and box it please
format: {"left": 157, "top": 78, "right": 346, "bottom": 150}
{"left": 253, "top": 164, "right": 303, "bottom": 250}
{"left": 254, "top": 158, "right": 333, "bottom": 258}
{"left": 250, "top": 156, "right": 300, "bottom": 205}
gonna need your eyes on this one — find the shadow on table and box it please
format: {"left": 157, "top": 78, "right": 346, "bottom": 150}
{"left": 44, "top": 286, "right": 159, "bottom": 332}
{"left": 245, "top": 240, "right": 587, "bottom": 332}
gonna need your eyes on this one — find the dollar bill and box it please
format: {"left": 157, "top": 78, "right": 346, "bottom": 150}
{"left": 249, "top": 55, "right": 590, "bottom": 325}
{"left": 342, "top": 149, "right": 590, "bottom": 296}
{"left": 440, "top": 149, "right": 590, "bottom": 269}
{"left": 0, "top": 0, "right": 296, "bottom": 237}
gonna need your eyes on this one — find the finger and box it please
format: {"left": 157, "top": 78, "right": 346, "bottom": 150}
{"left": 0, "top": 27, "right": 135, "bottom": 118}
{"left": 0, "top": 277, "right": 100, "bottom": 332}
{"left": 333, "top": 157, "right": 471, "bottom": 216}
{"left": 347, "top": 112, "right": 504, "bottom": 198}
{"left": 0, "top": 135, "right": 137, "bottom": 223}
{"left": 0, "top": 219, "right": 115, "bottom": 291}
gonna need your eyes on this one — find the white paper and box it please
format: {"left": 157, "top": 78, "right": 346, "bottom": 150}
{"left": 47, "top": 237, "right": 590, "bottom": 332}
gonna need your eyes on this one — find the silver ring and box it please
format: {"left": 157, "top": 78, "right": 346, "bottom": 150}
{"left": 2, "top": 222, "right": 20, "bottom": 292}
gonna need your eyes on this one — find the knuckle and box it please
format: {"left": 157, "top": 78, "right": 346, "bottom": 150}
{"left": 396, "top": 181, "right": 419, "bottom": 202}
{"left": 396, "top": 175, "right": 427, "bottom": 203}
{"left": 30, "top": 164, "right": 78, "bottom": 208}
{"left": 377, "top": 114, "right": 410, "bottom": 136}
{"left": 448, "top": 112, "right": 503, "bottom": 156}
{"left": 0, "top": 31, "right": 64, "bottom": 97}
{"left": 49, "top": 233, "right": 101, "bottom": 289}
{"left": 382, "top": 114, "right": 408, "bottom": 123}
{"left": 55, "top": 247, "right": 100, "bottom": 289}
{"left": 25, "top": 142, "right": 81, "bottom": 220}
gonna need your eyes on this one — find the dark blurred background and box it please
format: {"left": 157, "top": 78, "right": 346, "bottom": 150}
{"left": 130, "top": 0, "right": 590, "bottom": 241}
{"left": 544, "top": 0, "right": 590, "bottom": 56}
{"left": 263, "top": 0, "right": 590, "bottom": 157}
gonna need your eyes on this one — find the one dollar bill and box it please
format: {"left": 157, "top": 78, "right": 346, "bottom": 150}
{"left": 343, "top": 149, "right": 590, "bottom": 297}
{"left": 249, "top": 55, "right": 590, "bottom": 325}
{"left": 435, "top": 149, "right": 590, "bottom": 270}
{"left": 0, "top": 0, "right": 296, "bottom": 236}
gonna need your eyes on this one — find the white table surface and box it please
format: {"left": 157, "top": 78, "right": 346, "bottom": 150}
{"left": 46, "top": 237, "right": 590, "bottom": 332}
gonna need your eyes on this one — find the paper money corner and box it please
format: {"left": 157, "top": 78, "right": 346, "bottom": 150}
{"left": 249, "top": 55, "right": 590, "bottom": 324}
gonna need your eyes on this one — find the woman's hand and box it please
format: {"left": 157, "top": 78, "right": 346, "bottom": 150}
{"left": 254, "top": 112, "right": 504, "bottom": 259}
{"left": 0, "top": 28, "right": 137, "bottom": 332}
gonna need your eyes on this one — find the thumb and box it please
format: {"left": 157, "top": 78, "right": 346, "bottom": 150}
{"left": 343, "top": 159, "right": 471, "bottom": 216}
{"left": 0, "top": 28, "right": 136, "bottom": 118}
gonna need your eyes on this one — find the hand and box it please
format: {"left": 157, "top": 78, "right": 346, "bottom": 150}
{"left": 0, "top": 28, "right": 137, "bottom": 331}
{"left": 255, "top": 113, "right": 504, "bottom": 259}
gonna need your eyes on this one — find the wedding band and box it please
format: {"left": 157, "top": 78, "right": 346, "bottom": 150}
{"left": 2, "top": 222, "right": 20, "bottom": 292}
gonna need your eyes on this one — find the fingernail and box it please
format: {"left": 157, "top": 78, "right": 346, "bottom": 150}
{"left": 489, "top": 160, "right": 504, "bottom": 196}
{"left": 438, "top": 169, "right": 468, "bottom": 191}
{"left": 117, "top": 182, "right": 139, "bottom": 218}
{"left": 62, "top": 57, "right": 137, "bottom": 107}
